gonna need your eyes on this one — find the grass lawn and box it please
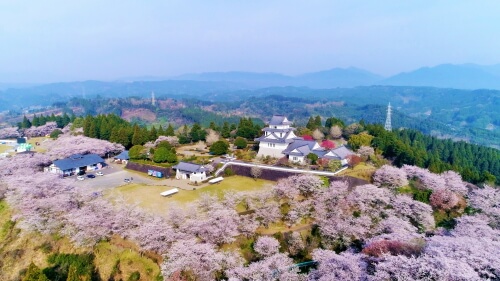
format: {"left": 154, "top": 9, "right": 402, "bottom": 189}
{"left": 94, "top": 238, "right": 161, "bottom": 281}
{"left": 107, "top": 176, "right": 275, "bottom": 216}
{"left": 0, "top": 144, "right": 11, "bottom": 154}
{"left": 338, "top": 162, "right": 376, "bottom": 181}
{"left": 28, "top": 137, "right": 48, "bottom": 153}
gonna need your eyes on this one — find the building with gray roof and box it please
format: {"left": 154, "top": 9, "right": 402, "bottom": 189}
{"left": 172, "top": 161, "right": 207, "bottom": 183}
{"left": 255, "top": 115, "right": 354, "bottom": 165}
{"left": 48, "top": 153, "right": 105, "bottom": 176}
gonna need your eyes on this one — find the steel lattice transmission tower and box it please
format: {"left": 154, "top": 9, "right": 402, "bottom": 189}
{"left": 384, "top": 102, "right": 392, "bottom": 131}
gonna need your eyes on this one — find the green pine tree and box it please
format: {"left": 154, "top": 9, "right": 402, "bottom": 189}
{"left": 221, "top": 122, "right": 231, "bottom": 138}
{"left": 149, "top": 126, "right": 158, "bottom": 141}
{"left": 22, "top": 115, "right": 32, "bottom": 129}
{"left": 131, "top": 125, "right": 142, "bottom": 146}
{"left": 165, "top": 124, "right": 175, "bottom": 136}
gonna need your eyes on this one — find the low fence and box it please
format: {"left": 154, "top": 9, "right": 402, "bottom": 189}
{"left": 125, "top": 162, "right": 171, "bottom": 178}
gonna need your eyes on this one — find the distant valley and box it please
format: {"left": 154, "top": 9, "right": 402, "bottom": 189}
{"left": 0, "top": 63, "right": 499, "bottom": 148}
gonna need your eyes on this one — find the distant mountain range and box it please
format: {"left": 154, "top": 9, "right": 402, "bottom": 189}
{"left": 380, "top": 64, "right": 500, "bottom": 89}
{"left": 172, "top": 63, "right": 500, "bottom": 90}
{"left": 2, "top": 63, "right": 500, "bottom": 111}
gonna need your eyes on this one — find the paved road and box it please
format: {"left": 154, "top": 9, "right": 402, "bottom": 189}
{"left": 70, "top": 164, "right": 160, "bottom": 189}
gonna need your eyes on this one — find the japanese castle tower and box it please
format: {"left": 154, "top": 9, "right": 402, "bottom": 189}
{"left": 255, "top": 115, "right": 299, "bottom": 158}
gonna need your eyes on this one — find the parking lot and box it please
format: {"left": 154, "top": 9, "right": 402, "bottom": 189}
{"left": 71, "top": 163, "right": 161, "bottom": 190}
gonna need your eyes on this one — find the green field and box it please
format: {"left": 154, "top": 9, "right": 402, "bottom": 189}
{"left": 108, "top": 176, "right": 275, "bottom": 216}
{"left": 0, "top": 144, "right": 11, "bottom": 154}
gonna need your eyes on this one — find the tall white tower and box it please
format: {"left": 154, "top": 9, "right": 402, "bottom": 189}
{"left": 384, "top": 103, "right": 392, "bottom": 131}
{"left": 151, "top": 91, "right": 156, "bottom": 106}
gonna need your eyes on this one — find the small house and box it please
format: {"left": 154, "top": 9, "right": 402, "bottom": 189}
{"left": 114, "top": 150, "right": 129, "bottom": 164}
{"left": 48, "top": 153, "right": 105, "bottom": 176}
{"left": 172, "top": 162, "right": 207, "bottom": 183}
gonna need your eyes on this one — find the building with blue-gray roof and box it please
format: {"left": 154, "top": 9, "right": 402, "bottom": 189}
{"left": 48, "top": 153, "right": 105, "bottom": 176}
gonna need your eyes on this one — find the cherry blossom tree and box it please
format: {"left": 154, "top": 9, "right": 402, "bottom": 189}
{"left": 154, "top": 135, "right": 179, "bottom": 147}
{"left": 362, "top": 240, "right": 424, "bottom": 258}
{"left": 312, "top": 129, "right": 324, "bottom": 141}
{"left": 372, "top": 165, "right": 408, "bottom": 189}
{"left": 184, "top": 207, "right": 240, "bottom": 245}
{"left": 238, "top": 214, "right": 260, "bottom": 238}
{"left": 203, "top": 164, "right": 215, "bottom": 174}
{"left": 424, "top": 235, "right": 500, "bottom": 279}
{"left": 370, "top": 253, "right": 481, "bottom": 281}
{"left": 251, "top": 166, "right": 263, "bottom": 180}
{"left": 368, "top": 216, "right": 423, "bottom": 243}
{"left": 451, "top": 215, "right": 500, "bottom": 241}
{"left": 127, "top": 214, "right": 185, "bottom": 254}
{"left": 161, "top": 239, "right": 242, "bottom": 281}
{"left": 254, "top": 236, "right": 280, "bottom": 257}
{"left": 309, "top": 249, "right": 367, "bottom": 281}
{"left": 287, "top": 232, "right": 305, "bottom": 256}
{"left": 329, "top": 125, "right": 342, "bottom": 139}
{"left": 314, "top": 183, "right": 387, "bottom": 247}
{"left": 254, "top": 200, "right": 281, "bottom": 228}
{"left": 275, "top": 174, "right": 324, "bottom": 198}
{"left": 24, "top": 122, "right": 58, "bottom": 138}
{"left": 391, "top": 195, "right": 435, "bottom": 231}
{"left": 429, "top": 188, "right": 459, "bottom": 210}
{"left": 467, "top": 185, "right": 500, "bottom": 228}
{"left": 47, "top": 135, "right": 124, "bottom": 159}
{"left": 228, "top": 253, "right": 303, "bottom": 281}
{"left": 205, "top": 129, "right": 220, "bottom": 146}
{"left": 357, "top": 146, "right": 374, "bottom": 157}
{"left": 441, "top": 170, "right": 468, "bottom": 195}
{"left": 0, "top": 126, "right": 20, "bottom": 138}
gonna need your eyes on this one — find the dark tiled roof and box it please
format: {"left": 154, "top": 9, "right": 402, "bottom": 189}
{"left": 282, "top": 140, "right": 321, "bottom": 155}
{"left": 262, "top": 127, "right": 295, "bottom": 133}
{"left": 255, "top": 131, "right": 297, "bottom": 143}
{"left": 172, "top": 162, "right": 205, "bottom": 173}
{"left": 331, "top": 146, "right": 354, "bottom": 159}
{"left": 115, "top": 150, "right": 129, "bottom": 160}
{"left": 53, "top": 154, "right": 105, "bottom": 171}
{"left": 269, "top": 115, "right": 293, "bottom": 126}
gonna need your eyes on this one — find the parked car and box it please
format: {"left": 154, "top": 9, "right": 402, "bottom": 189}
{"left": 124, "top": 178, "right": 131, "bottom": 183}
{"left": 96, "top": 171, "right": 104, "bottom": 176}
{"left": 77, "top": 176, "right": 85, "bottom": 181}
{"left": 87, "top": 174, "right": 96, "bottom": 179}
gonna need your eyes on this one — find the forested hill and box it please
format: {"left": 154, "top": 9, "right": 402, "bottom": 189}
{"left": 2, "top": 84, "right": 498, "bottom": 147}
{"left": 366, "top": 124, "right": 500, "bottom": 185}
{"left": 46, "top": 88, "right": 498, "bottom": 148}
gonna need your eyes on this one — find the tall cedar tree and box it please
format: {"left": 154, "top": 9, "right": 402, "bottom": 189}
{"left": 165, "top": 124, "right": 175, "bottom": 136}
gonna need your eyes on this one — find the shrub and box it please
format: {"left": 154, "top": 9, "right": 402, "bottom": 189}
{"left": 50, "top": 129, "right": 63, "bottom": 139}
{"left": 306, "top": 153, "right": 319, "bottom": 165}
{"left": 234, "top": 137, "right": 248, "bottom": 149}
{"left": 224, "top": 167, "right": 234, "bottom": 176}
{"left": 210, "top": 140, "right": 229, "bottom": 155}
{"left": 127, "top": 271, "right": 141, "bottom": 281}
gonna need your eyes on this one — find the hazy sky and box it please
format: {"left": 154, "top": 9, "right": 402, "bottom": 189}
{"left": 1, "top": 0, "right": 499, "bottom": 82}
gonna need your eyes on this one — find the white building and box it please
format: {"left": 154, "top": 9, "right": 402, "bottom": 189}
{"left": 172, "top": 162, "right": 207, "bottom": 183}
{"left": 255, "top": 115, "right": 299, "bottom": 158}
{"left": 255, "top": 115, "right": 355, "bottom": 165}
